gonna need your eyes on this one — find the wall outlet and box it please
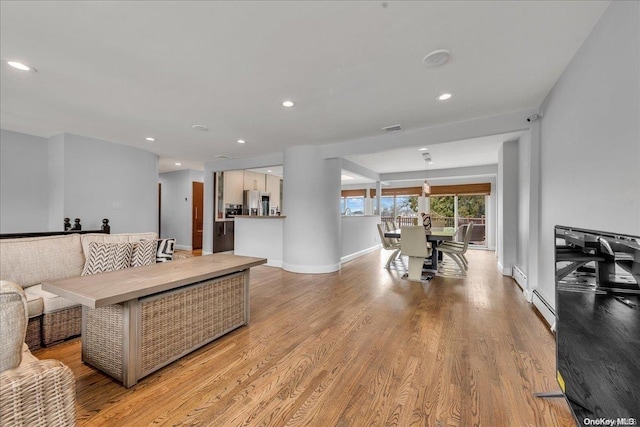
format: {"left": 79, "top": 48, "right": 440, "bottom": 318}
{"left": 113, "top": 201, "right": 122, "bottom": 210}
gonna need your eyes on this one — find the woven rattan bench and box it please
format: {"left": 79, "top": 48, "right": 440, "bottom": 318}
{"left": 42, "top": 254, "right": 266, "bottom": 387}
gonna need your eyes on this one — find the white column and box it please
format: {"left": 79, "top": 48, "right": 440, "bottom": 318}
{"left": 419, "top": 195, "right": 430, "bottom": 214}
{"left": 375, "top": 181, "right": 382, "bottom": 216}
{"left": 282, "top": 146, "right": 342, "bottom": 273}
{"left": 364, "top": 186, "right": 371, "bottom": 215}
{"left": 497, "top": 140, "right": 519, "bottom": 275}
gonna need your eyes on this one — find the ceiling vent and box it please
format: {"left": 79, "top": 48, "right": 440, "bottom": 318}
{"left": 382, "top": 124, "right": 402, "bottom": 133}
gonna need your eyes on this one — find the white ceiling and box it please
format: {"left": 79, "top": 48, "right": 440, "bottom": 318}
{"left": 0, "top": 1, "right": 609, "bottom": 175}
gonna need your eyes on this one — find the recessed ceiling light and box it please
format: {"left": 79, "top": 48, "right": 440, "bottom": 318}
{"left": 437, "top": 93, "right": 452, "bottom": 101}
{"left": 419, "top": 147, "right": 428, "bottom": 151}
{"left": 5, "top": 60, "right": 37, "bottom": 72}
{"left": 423, "top": 49, "right": 451, "bottom": 67}
{"left": 145, "top": 137, "right": 155, "bottom": 142}
{"left": 175, "top": 162, "right": 182, "bottom": 166}
{"left": 341, "top": 174, "right": 354, "bottom": 180}
{"left": 191, "top": 124, "right": 209, "bottom": 131}
{"left": 282, "top": 100, "right": 295, "bottom": 108}
{"left": 267, "top": 169, "right": 272, "bottom": 173}
{"left": 236, "top": 139, "right": 246, "bottom": 144}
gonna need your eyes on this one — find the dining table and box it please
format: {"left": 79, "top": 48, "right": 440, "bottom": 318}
{"left": 384, "top": 228, "right": 456, "bottom": 271}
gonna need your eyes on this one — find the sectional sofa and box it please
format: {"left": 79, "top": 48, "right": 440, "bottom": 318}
{"left": 0, "top": 232, "right": 165, "bottom": 349}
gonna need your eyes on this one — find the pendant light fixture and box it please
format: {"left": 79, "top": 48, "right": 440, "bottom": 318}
{"left": 422, "top": 152, "right": 432, "bottom": 196}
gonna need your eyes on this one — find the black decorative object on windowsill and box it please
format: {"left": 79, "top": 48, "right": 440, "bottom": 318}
{"left": 101, "top": 218, "right": 110, "bottom": 233}
{"left": 0, "top": 218, "right": 112, "bottom": 239}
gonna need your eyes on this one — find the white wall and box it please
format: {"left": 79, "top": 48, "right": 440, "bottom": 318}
{"left": 533, "top": 1, "right": 640, "bottom": 317}
{"left": 1, "top": 130, "right": 159, "bottom": 234}
{"left": 0, "top": 129, "right": 49, "bottom": 232}
{"left": 516, "top": 132, "right": 531, "bottom": 274}
{"left": 48, "top": 134, "right": 65, "bottom": 230}
{"left": 159, "top": 169, "right": 203, "bottom": 249}
{"left": 54, "top": 133, "right": 159, "bottom": 233}
{"left": 234, "top": 217, "right": 284, "bottom": 267}
{"left": 497, "top": 140, "right": 519, "bottom": 275}
{"left": 341, "top": 215, "right": 380, "bottom": 263}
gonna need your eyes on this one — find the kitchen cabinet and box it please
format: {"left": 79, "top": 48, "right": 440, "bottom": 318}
{"left": 224, "top": 170, "right": 244, "bottom": 205}
{"left": 266, "top": 174, "right": 282, "bottom": 213}
{"left": 213, "top": 220, "right": 234, "bottom": 253}
{"left": 243, "top": 171, "right": 266, "bottom": 191}
{"left": 214, "top": 170, "right": 244, "bottom": 220}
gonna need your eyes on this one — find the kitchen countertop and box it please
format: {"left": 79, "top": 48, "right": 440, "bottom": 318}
{"left": 234, "top": 215, "right": 286, "bottom": 219}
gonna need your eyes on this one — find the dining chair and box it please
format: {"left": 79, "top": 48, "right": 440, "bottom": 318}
{"left": 441, "top": 223, "right": 475, "bottom": 267}
{"left": 401, "top": 226, "right": 432, "bottom": 281}
{"left": 438, "top": 223, "right": 474, "bottom": 276}
{"left": 377, "top": 224, "right": 402, "bottom": 269}
{"left": 383, "top": 220, "right": 400, "bottom": 245}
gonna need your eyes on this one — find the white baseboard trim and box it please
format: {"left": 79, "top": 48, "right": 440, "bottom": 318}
{"left": 282, "top": 262, "right": 341, "bottom": 274}
{"left": 202, "top": 251, "right": 213, "bottom": 255}
{"left": 341, "top": 245, "right": 380, "bottom": 265}
{"left": 265, "top": 259, "right": 283, "bottom": 268}
{"left": 175, "top": 244, "right": 192, "bottom": 251}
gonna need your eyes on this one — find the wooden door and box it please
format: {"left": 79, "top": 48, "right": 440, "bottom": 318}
{"left": 192, "top": 181, "right": 204, "bottom": 250}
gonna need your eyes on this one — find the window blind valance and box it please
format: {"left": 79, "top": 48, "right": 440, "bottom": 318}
{"left": 366, "top": 183, "right": 490, "bottom": 197}
{"left": 341, "top": 189, "right": 367, "bottom": 197}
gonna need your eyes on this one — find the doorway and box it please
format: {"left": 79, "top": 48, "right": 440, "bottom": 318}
{"left": 192, "top": 181, "right": 204, "bottom": 250}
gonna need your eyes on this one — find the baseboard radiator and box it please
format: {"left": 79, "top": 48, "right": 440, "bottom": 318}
{"left": 512, "top": 265, "right": 527, "bottom": 290}
{"left": 530, "top": 289, "right": 556, "bottom": 331}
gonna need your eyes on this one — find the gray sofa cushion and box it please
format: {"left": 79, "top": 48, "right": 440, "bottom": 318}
{"left": 0, "top": 235, "right": 84, "bottom": 288}
{"left": 25, "top": 292, "right": 44, "bottom": 318}
{"left": 24, "top": 285, "right": 79, "bottom": 314}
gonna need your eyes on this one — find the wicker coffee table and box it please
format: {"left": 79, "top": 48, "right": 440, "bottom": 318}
{"left": 42, "top": 253, "right": 266, "bottom": 387}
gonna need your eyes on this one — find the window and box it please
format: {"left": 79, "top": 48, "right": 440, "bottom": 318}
{"left": 429, "top": 196, "right": 455, "bottom": 228}
{"left": 430, "top": 194, "right": 486, "bottom": 245}
{"left": 377, "top": 193, "right": 419, "bottom": 221}
{"left": 380, "top": 196, "right": 394, "bottom": 216}
{"left": 342, "top": 196, "right": 365, "bottom": 215}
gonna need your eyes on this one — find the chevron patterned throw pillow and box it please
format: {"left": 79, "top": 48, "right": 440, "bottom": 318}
{"left": 131, "top": 239, "right": 158, "bottom": 267}
{"left": 82, "top": 242, "right": 134, "bottom": 276}
{"left": 156, "top": 238, "right": 175, "bottom": 262}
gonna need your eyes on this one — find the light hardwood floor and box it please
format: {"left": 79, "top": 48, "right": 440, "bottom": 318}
{"left": 34, "top": 249, "right": 576, "bottom": 426}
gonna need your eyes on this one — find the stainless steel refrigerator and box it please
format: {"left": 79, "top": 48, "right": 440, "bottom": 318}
{"left": 243, "top": 190, "right": 271, "bottom": 216}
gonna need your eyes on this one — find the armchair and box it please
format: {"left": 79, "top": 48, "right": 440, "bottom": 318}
{"left": 0, "top": 281, "right": 76, "bottom": 426}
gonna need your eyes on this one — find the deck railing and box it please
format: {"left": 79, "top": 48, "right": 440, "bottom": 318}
{"left": 381, "top": 215, "right": 487, "bottom": 245}
{"left": 381, "top": 216, "right": 418, "bottom": 227}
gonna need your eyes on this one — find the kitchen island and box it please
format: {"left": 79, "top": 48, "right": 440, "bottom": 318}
{"left": 234, "top": 215, "right": 286, "bottom": 267}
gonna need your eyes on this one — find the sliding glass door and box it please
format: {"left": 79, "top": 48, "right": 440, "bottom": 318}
{"left": 430, "top": 195, "right": 486, "bottom": 246}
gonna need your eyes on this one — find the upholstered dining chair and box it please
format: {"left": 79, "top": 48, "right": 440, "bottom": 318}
{"left": 401, "top": 226, "right": 432, "bottom": 281}
{"left": 377, "top": 224, "right": 402, "bottom": 269}
{"left": 438, "top": 223, "right": 474, "bottom": 276}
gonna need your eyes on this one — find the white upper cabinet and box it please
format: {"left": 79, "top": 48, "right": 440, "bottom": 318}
{"left": 224, "top": 170, "right": 244, "bottom": 205}
{"left": 266, "top": 174, "right": 282, "bottom": 211}
{"left": 243, "top": 171, "right": 266, "bottom": 192}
